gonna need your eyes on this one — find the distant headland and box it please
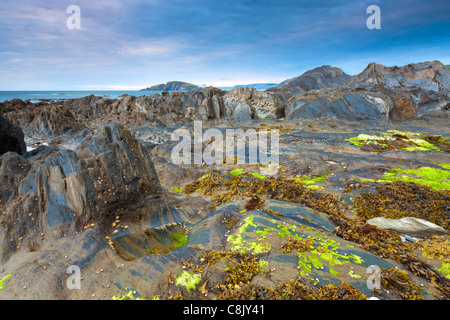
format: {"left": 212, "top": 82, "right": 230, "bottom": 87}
{"left": 140, "top": 81, "right": 201, "bottom": 92}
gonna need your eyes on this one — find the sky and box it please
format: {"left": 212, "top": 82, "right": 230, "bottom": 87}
{"left": 0, "top": 0, "right": 449, "bottom": 90}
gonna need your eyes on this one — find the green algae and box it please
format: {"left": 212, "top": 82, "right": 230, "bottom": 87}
{"left": 175, "top": 271, "right": 202, "bottom": 294}
{"left": 437, "top": 262, "right": 450, "bottom": 279}
{"left": 199, "top": 173, "right": 209, "bottom": 180}
{"left": 404, "top": 138, "right": 439, "bottom": 151}
{"left": 329, "top": 268, "right": 339, "bottom": 276}
{"left": 227, "top": 216, "right": 271, "bottom": 254}
{"left": 348, "top": 270, "right": 362, "bottom": 279}
{"left": 435, "top": 163, "right": 450, "bottom": 170}
{"left": 380, "top": 167, "right": 450, "bottom": 190}
{"left": 0, "top": 273, "right": 11, "bottom": 291}
{"left": 359, "top": 167, "right": 450, "bottom": 190}
{"left": 388, "top": 130, "right": 421, "bottom": 136}
{"left": 291, "top": 230, "right": 364, "bottom": 279}
{"left": 346, "top": 130, "right": 447, "bottom": 153}
{"left": 230, "top": 168, "right": 244, "bottom": 176}
{"left": 171, "top": 232, "right": 188, "bottom": 249}
{"left": 112, "top": 290, "right": 147, "bottom": 300}
{"left": 277, "top": 223, "right": 295, "bottom": 238}
{"left": 294, "top": 174, "right": 327, "bottom": 189}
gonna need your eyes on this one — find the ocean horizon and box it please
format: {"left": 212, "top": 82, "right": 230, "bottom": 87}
{"left": 0, "top": 86, "right": 269, "bottom": 103}
{"left": 0, "top": 90, "right": 191, "bottom": 103}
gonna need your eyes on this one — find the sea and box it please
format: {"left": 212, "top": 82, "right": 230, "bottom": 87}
{"left": 0, "top": 91, "right": 169, "bottom": 103}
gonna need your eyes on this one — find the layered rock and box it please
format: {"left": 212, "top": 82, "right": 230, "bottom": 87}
{"left": 285, "top": 61, "right": 450, "bottom": 122}
{"left": 223, "top": 87, "right": 284, "bottom": 120}
{"left": 0, "top": 100, "right": 84, "bottom": 140}
{"left": 0, "top": 123, "right": 162, "bottom": 263}
{"left": 286, "top": 90, "right": 391, "bottom": 122}
{"left": 268, "top": 65, "right": 353, "bottom": 100}
{"left": 347, "top": 60, "right": 450, "bottom": 119}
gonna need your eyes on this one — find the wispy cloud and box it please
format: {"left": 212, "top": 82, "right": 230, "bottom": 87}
{"left": 0, "top": 0, "right": 449, "bottom": 90}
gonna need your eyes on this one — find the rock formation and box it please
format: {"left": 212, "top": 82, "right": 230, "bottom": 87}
{"left": 0, "top": 60, "right": 450, "bottom": 300}
{"left": 223, "top": 87, "right": 285, "bottom": 120}
{"left": 285, "top": 60, "right": 450, "bottom": 122}
{"left": 268, "top": 65, "right": 353, "bottom": 100}
{"left": 0, "top": 123, "right": 162, "bottom": 264}
{"left": 140, "top": 81, "right": 200, "bottom": 92}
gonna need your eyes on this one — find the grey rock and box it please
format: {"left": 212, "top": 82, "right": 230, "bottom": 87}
{"left": 366, "top": 217, "right": 448, "bottom": 238}
{"left": 223, "top": 87, "right": 284, "bottom": 120}
{"left": 0, "top": 123, "right": 162, "bottom": 264}
{"left": 268, "top": 65, "right": 352, "bottom": 100}
{"left": 286, "top": 90, "right": 390, "bottom": 122}
{"left": 286, "top": 60, "right": 450, "bottom": 122}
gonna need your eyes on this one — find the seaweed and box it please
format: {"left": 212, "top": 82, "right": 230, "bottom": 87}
{"left": 314, "top": 282, "right": 367, "bottom": 300}
{"left": 354, "top": 181, "right": 450, "bottom": 231}
{"left": 346, "top": 130, "right": 449, "bottom": 153}
{"left": 280, "top": 236, "right": 315, "bottom": 253}
{"left": 175, "top": 271, "right": 202, "bottom": 294}
{"left": 420, "top": 236, "right": 450, "bottom": 279}
{"left": 381, "top": 267, "right": 424, "bottom": 300}
{"left": 112, "top": 289, "right": 147, "bottom": 300}
{"left": 183, "top": 170, "right": 343, "bottom": 215}
{"left": 245, "top": 196, "right": 265, "bottom": 211}
{"left": 0, "top": 273, "right": 11, "bottom": 291}
{"left": 329, "top": 214, "right": 450, "bottom": 299}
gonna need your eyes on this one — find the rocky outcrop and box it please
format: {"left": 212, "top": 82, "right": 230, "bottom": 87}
{"left": 268, "top": 65, "right": 353, "bottom": 100}
{"left": 0, "top": 100, "right": 84, "bottom": 140}
{"left": 0, "top": 115, "right": 26, "bottom": 155}
{"left": 0, "top": 123, "right": 162, "bottom": 264}
{"left": 140, "top": 81, "right": 200, "bottom": 92}
{"left": 286, "top": 90, "right": 391, "bottom": 122}
{"left": 223, "top": 87, "right": 285, "bottom": 120}
{"left": 0, "top": 87, "right": 283, "bottom": 129}
{"left": 28, "top": 105, "right": 84, "bottom": 138}
{"left": 285, "top": 61, "right": 450, "bottom": 122}
{"left": 347, "top": 61, "right": 450, "bottom": 119}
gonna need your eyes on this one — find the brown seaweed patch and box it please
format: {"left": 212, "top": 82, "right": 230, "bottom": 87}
{"left": 354, "top": 181, "right": 450, "bottom": 231}
{"left": 183, "top": 170, "right": 343, "bottom": 215}
{"left": 329, "top": 214, "right": 450, "bottom": 299}
{"left": 381, "top": 267, "right": 424, "bottom": 300}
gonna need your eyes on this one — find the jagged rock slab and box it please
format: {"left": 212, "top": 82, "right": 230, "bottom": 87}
{"left": 285, "top": 61, "right": 450, "bottom": 122}
{"left": 0, "top": 123, "right": 162, "bottom": 264}
{"left": 268, "top": 65, "right": 353, "bottom": 100}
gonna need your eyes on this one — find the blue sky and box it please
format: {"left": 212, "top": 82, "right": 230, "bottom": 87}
{"left": 0, "top": 0, "right": 449, "bottom": 90}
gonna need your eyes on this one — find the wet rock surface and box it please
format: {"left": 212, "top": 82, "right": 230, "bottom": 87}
{"left": 0, "top": 115, "right": 26, "bottom": 156}
{"left": 0, "top": 61, "right": 449, "bottom": 300}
